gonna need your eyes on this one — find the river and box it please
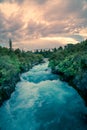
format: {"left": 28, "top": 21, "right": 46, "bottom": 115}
{"left": 0, "top": 62, "right": 87, "bottom": 130}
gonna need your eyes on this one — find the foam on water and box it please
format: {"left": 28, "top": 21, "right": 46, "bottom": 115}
{"left": 0, "top": 62, "right": 87, "bottom": 130}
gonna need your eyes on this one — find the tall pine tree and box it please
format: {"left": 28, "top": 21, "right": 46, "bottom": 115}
{"left": 9, "top": 39, "right": 12, "bottom": 51}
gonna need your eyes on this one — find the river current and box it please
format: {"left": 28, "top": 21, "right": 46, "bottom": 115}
{"left": 0, "top": 62, "right": 87, "bottom": 130}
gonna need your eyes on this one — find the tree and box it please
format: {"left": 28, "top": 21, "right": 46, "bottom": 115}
{"left": 14, "top": 48, "right": 21, "bottom": 55}
{"left": 58, "top": 46, "right": 63, "bottom": 51}
{"left": 9, "top": 39, "right": 12, "bottom": 51}
{"left": 52, "top": 48, "right": 57, "bottom": 52}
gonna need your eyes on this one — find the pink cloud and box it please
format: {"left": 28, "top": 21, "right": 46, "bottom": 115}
{"left": 0, "top": 0, "right": 87, "bottom": 49}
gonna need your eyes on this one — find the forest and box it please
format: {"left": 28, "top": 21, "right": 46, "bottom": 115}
{"left": 49, "top": 39, "right": 87, "bottom": 104}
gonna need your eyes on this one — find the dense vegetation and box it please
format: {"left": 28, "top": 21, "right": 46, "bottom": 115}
{"left": 34, "top": 48, "right": 63, "bottom": 58}
{"left": 34, "top": 49, "right": 52, "bottom": 58}
{"left": 0, "top": 46, "right": 43, "bottom": 106}
{"left": 1, "top": 39, "right": 87, "bottom": 105}
{"left": 49, "top": 40, "right": 87, "bottom": 104}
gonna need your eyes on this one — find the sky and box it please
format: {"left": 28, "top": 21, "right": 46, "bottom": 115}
{"left": 0, "top": 0, "right": 87, "bottom": 50}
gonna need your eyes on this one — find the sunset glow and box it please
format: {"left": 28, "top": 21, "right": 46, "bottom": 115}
{"left": 0, "top": 0, "right": 87, "bottom": 50}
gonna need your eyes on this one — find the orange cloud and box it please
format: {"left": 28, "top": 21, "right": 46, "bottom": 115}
{"left": 0, "top": 0, "right": 87, "bottom": 50}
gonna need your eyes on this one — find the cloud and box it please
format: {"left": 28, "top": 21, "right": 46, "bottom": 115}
{"left": 0, "top": 0, "right": 4, "bottom": 2}
{"left": 0, "top": 10, "right": 25, "bottom": 45}
{"left": 0, "top": 11, "right": 8, "bottom": 42}
{"left": 0, "top": 0, "right": 87, "bottom": 49}
{"left": 0, "top": 0, "right": 24, "bottom": 4}
{"left": 33, "top": 0, "right": 48, "bottom": 5}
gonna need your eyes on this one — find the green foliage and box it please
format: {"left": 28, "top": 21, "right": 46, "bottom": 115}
{"left": 0, "top": 46, "right": 44, "bottom": 86}
{"left": 49, "top": 39, "right": 87, "bottom": 78}
{"left": 34, "top": 49, "right": 52, "bottom": 58}
{"left": 0, "top": 55, "right": 20, "bottom": 84}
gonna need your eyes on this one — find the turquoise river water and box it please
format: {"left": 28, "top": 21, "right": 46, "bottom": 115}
{"left": 0, "top": 62, "right": 87, "bottom": 130}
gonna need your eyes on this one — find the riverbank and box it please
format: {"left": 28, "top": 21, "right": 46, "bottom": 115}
{"left": 51, "top": 70, "right": 87, "bottom": 105}
{"left": 0, "top": 47, "right": 44, "bottom": 106}
{"left": 49, "top": 40, "right": 87, "bottom": 105}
